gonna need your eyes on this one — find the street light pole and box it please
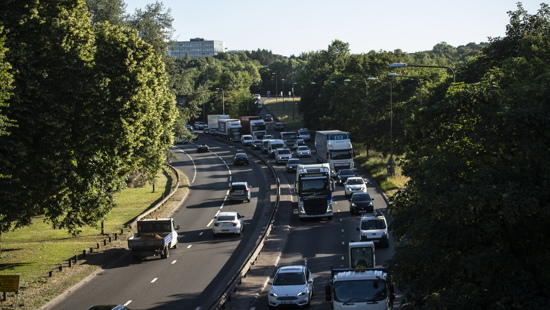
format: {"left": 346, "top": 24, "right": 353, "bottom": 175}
{"left": 344, "top": 77, "right": 376, "bottom": 158}
{"left": 389, "top": 80, "right": 394, "bottom": 175}
{"left": 388, "top": 73, "right": 422, "bottom": 106}
{"left": 292, "top": 82, "right": 297, "bottom": 121}
{"left": 282, "top": 78, "right": 285, "bottom": 109}
{"left": 389, "top": 62, "right": 455, "bottom": 83}
{"left": 272, "top": 72, "right": 278, "bottom": 101}
{"left": 216, "top": 88, "right": 225, "bottom": 115}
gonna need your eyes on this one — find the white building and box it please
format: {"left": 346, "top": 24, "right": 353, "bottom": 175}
{"left": 169, "top": 38, "right": 225, "bottom": 59}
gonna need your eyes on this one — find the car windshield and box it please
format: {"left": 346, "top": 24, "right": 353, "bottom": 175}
{"left": 288, "top": 159, "right": 300, "bottom": 164}
{"left": 333, "top": 279, "right": 387, "bottom": 302}
{"left": 273, "top": 272, "right": 306, "bottom": 285}
{"left": 352, "top": 194, "right": 372, "bottom": 202}
{"left": 231, "top": 184, "right": 247, "bottom": 190}
{"left": 361, "top": 219, "right": 386, "bottom": 230}
{"left": 217, "top": 215, "right": 236, "bottom": 221}
{"left": 281, "top": 132, "right": 297, "bottom": 139}
{"left": 330, "top": 149, "right": 353, "bottom": 160}
{"left": 278, "top": 149, "right": 291, "bottom": 155}
{"left": 235, "top": 154, "right": 247, "bottom": 158}
{"left": 347, "top": 179, "right": 364, "bottom": 185}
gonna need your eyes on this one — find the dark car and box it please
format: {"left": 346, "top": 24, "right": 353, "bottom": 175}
{"left": 337, "top": 169, "right": 356, "bottom": 184}
{"left": 349, "top": 192, "right": 375, "bottom": 215}
{"left": 251, "top": 139, "right": 263, "bottom": 150}
{"left": 197, "top": 144, "right": 209, "bottom": 153}
{"left": 286, "top": 158, "right": 301, "bottom": 172}
{"left": 265, "top": 113, "right": 273, "bottom": 121}
{"left": 203, "top": 128, "right": 211, "bottom": 134}
{"left": 274, "top": 122, "right": 284, "bottom": 131}
{"left": 233, "top": 153, "right": 249, "bottom": 165}
{"left": 210, "top": 128, "right": 219, "bottom": 136}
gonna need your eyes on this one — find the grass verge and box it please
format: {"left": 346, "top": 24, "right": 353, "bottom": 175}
{"left": 264, "top": 99, "right": 408, "bottom": 198}
{"left": 0, "top": 165, "right": 189, "bottom": 309}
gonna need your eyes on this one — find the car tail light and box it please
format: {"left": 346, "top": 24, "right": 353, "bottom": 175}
{"left": 214, "top": 223, "right": 220, "bottom": 227}
{"left": 232, "top": 222, "right": 238, "bottom": 226}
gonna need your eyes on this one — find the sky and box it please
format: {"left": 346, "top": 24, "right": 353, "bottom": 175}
{"left": 124, "top": 0, "right": 546, "bottom": 57}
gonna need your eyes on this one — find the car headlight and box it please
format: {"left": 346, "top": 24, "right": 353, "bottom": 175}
{"left": 269, "top": 290, "right": 278, "bottom": 297}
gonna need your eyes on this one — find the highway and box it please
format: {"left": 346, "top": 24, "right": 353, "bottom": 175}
{"left": 45, "top": 136, "right": 273, "bottom": 310}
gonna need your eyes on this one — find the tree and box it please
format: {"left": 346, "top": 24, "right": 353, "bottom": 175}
{"left": 0, "top": 0, "right": 177, "bottom": 235}
{"left": 127, "top": 1, "right": 174, "bottom": 59}
{"left": 85, "top": 0, "right": 127, "bottom": 26}
{"left": 0, "top": 27, "right": 15, "bottom": 141}
{"left": 387, "top": 3, "right": 550, "bottom": 308}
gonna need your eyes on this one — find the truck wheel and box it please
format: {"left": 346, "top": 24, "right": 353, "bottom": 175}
{"left": 173, "top": 241, "right": 178, "bottom": 249}
{"left": 162, "top": 246, "right": 169, "bottom": 259}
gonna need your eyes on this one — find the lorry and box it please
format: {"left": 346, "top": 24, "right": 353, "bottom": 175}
{"left": 279, "top": 131, "right": 299, "bottom": 149}
{"left": 250, "top": 119, "right": 267, "bottom": 140}
{"left": 294, "top": 163, "right": 334, "bottom": 220}
{"left": 349, "top": 241, "right": 375, "bottom": 268}
{"left": 207, "top": 114, "right": 229, "bottom": 130}
{"left": 325, "top": 266, "right": 395, "bottom": 310}
{"left": 315, "top": 130, "right": 354, "bottom": 177}
{"left": 238, "top": 116, "right": 267, "bottom": 140}
{"left": 128, "top": 218, "right": 180, "bottom": 260}
{"left": 218, "top": 118, "right": 242, "bottom": 141}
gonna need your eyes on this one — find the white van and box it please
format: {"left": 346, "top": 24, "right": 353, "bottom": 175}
{"left": 267, "top": 139, "right": 285, "bottom": 158}
{"left": 241, "top": 134, "right": 253, "bottom": 146}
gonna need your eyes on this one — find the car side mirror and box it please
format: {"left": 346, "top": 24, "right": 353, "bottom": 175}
{"left": 356, "top": 227, "right": 360, "bottom": 231}
{"left": 175, "top": 225, "right": 180, "bottom": 230}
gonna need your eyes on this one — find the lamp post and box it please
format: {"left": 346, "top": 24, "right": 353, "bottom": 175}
{"left": 272, "top": 72, "right": 278, "bottom": 101}
{"left": 215, "top": 88, "right": 225, "bottom": 115}
{"left": 344, "top": 77, "right": 376, "bottom": 158}
{"left": 282, "top": 78, "right": 285, "bottom": 109}
{"left": 389, "top": 62, "right": 455, "bottom": 83}
{"left": 385, "top": 79, "right": 395, "bottom": 175}
{"left": 387, "top": 73, "right": 422, "bottom": 106}
{"left": 292, "top": 82, "right": 297, "bottom": 121}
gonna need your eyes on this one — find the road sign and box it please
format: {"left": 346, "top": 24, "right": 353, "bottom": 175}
{"left": 0, "top": 275, "right": 20, "bottom": 293}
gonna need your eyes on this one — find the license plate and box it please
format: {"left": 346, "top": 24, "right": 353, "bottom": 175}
{"left": 373, "top": 239, "right": 379, "bottom": 243}
{"left": 359, "top": 210, "right": 367, "bottom": 213}
{"left": 282, "top": 301, "right": 294, "bottom": 304}
{"left": 222, "top": 229, "right": 229, "bottom": 232}
{"left": 235, "top": 190, "right": 243, "bottom": 194}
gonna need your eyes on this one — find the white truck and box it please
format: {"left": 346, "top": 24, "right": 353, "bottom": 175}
{"left": 128, "top": 218, "right": 179, "bottom": 260}
{"left": 294, "top": 163, "right": 334, "bottom": 220}
{"left": 325, "top": 266, "right": 395, "bottom": 310}
{"left": 279, "top": 131, "right": 299, "bottom": 149}
{"left": 218, "top": 118, "right": 242, "bottom": 141}
{"left": 250, "top": 119, "right": 267, "bottom": 140}
{"left": 207, "top": 114, "right": 229, "bottom": 130}
{"left": 315, "top": 130, "right": 354, "bottom": 177}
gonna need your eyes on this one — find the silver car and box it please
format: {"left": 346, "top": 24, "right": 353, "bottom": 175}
{"left": 267, "top": 264, "right": 314, "bottom": 308}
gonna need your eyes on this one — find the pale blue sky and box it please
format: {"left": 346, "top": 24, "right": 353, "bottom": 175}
{"left": 124, "top": 0, "right": 546, "bottom": 57}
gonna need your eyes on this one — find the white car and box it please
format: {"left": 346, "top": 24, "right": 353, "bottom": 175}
{"left": 268, "top": 264, "right": 314, "bottom": 308}
{"left": 241, "top": 134, "right": 253, "bottom": 146}
{"left": 275, "top": 148, "right": 293, "bottom": 164}
{"left": 357, "top": 211, "right": 389, "bottom": 247}
{"left": 344, "top": 177, "right": 367, "bottom": 198}
{"left": 212, "top": 212, "right": 245, "bottom": 236}
{"left": 298, "top": 128, "right": 311, "bottom": 141}
{"left": 194, "top": 121, "right": 207, "bottom": 130}
{"left": 296, "top": 145, "right": 311, "bottom": 158}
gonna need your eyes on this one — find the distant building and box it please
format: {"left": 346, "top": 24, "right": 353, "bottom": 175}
{"left": 169, "top": 38, "right": 225, "bottom": 59}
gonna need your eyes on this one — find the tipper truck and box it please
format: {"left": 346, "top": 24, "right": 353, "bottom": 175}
{"left": 315, "top": 130, "right": 354, "bottom": 176}
{"left": 294, "top": 163, "right": 334, "bottom": 220}
{"left": 218, "top": 118, "right": 242, "bottom": 141}
{"left": 325, "top": 266, "right": 395, "bottom": 310}
{"left": 128, "top": 218, "right": 180, "bottom": 260}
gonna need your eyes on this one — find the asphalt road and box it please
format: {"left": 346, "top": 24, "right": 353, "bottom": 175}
{"left": 226, "top": 108, "right": 398, "bottom": 310}
{"left": 44, "top": 136, "right": 272, "bottom": 310}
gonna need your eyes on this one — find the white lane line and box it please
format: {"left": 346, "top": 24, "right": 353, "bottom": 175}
{"left": 171, "top": 260, "right": 177, "bottom": 264}
{"left": 187, "top": 245, "right": 192, "bottom": 249}
{"left": 151, "top": 278, "right": 158, "bottom": 283}
{"left": 181, "top": 151, "right": 197, "bottom": 183}
{"left": 124, "top": 301, "right": 132, "bottom": 307}
{"left": 207, "top": 219, "right": 214, "bottom": 227}
{"left": 341, "top": 256, "right": 345, "bottom": 261}
{"left": 199, "top": 231, "right": 204, "bottom": 236}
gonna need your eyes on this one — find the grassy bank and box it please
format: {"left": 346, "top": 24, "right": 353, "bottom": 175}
{"left": 264, "top": 98, "right": 408, "bottom": 197}
{"left": 0, "top": 166, "right": 188, "bottom": 309}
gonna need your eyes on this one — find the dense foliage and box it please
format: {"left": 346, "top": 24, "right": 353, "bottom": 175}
{"left": 0, "top": 0, "right": 177, "bottom": 235}
{"left": 387, "top": 4, "right": 550, "bottom": 308}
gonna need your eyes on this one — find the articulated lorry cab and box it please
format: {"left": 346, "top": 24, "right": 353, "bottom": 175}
{"left": 218, "top": 118, "right": 242, "bottom": 141}
{"left": 315, "top": 130, "right": 354, "bottom": 176}
{"left": 326, "top": 266, "right": 395, "bottom": 310}
{"left": 295, "top": 164, "right": 334, "bottom": 220}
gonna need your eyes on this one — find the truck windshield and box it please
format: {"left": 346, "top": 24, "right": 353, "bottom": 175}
{"left": 334, "top": 280, "right": 386, "bottom": 302}
{"left": 350, "top": 247, "right": 374, "bottom": 268}
{"left": 229, "top": 128, "right": 240, "bottom": 133}
{"left": 330, "top": 149, "right": 353, "bottom": 160}
{"left": 281, "top": 132, "right": 298, "bottom": 139}
{"left": 300, "top": 178, "right": 329, "bottom": 193}
{"left": 252, "top": 124, "right": 266, "bottom": 131}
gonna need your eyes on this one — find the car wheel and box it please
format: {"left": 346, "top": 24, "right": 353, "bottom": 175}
{"left": 247, "top": 197, "right": 251, "bottom": 202}
{"left": 173, "top": 241, "right": 178, "bottom": 249}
